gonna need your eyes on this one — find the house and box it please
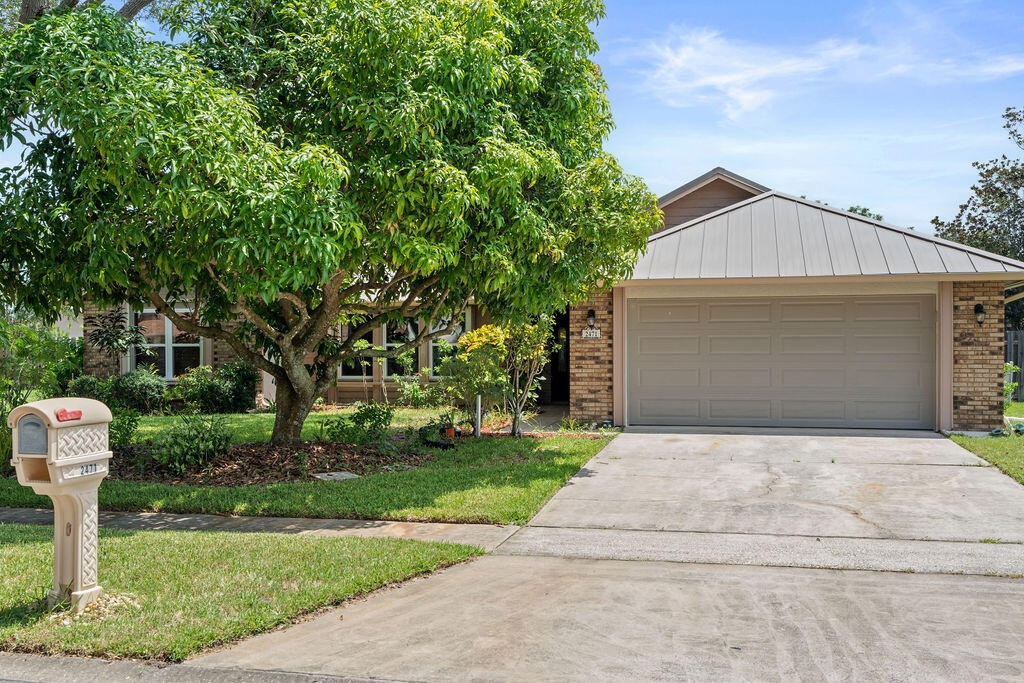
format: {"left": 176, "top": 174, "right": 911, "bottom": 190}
{"left": 567, "top": 168, "right": 1024, "bottom": 432}
{"left": 82, "top": 167, "right": 1024, "bottom": 432}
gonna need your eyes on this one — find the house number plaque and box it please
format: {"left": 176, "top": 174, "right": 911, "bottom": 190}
{"left": 581, "top": 327, "right": 602, "bottom": 339}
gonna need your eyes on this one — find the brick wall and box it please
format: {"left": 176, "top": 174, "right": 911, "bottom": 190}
{"left": 81, "top": 301, "right": 120, "bottom": 378}
{"left": 569, "top": 290, "right": 613, "bottom": 423}
{"left": 953, "top": 281, "right": 1005, "bottom": 431}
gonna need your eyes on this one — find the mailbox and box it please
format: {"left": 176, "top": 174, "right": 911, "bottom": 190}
{"left": 8, "top": 398, "right": 113, "bottom": 612}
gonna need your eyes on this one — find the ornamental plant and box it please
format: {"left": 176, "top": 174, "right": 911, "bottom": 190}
{"left": 0, "top": 1, "right": 661, "bottom": 443}
{"left": 503, "top": 317, "right": 555, "bottom": 437}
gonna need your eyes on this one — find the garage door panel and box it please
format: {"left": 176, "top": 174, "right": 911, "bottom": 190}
{"left": 779, "top": 400, "right": 846, "bottom": 420}
{"left": 708, "top": 335, "right": 771, "bottom": 354}
{"left": 627, "top": 295, "right": 935, "bottom": 429}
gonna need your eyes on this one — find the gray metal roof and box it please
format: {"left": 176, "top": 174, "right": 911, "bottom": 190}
{"left": 657, "top": 167, "right": 770, "bottom": 208}
{"left": 633, "top": 191, "right": 1024, "bottom": 280}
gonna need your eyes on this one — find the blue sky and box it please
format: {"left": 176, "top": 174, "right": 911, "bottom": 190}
{"left": 595, "top": 0, "right": 1024, "bottom": 230}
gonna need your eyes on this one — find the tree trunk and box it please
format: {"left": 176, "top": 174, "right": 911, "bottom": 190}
{"left": 510, "top": 411, "right": 522, "bottom": 438}
{"left": 270, "top": 381, "right": 314, "bottom": 445}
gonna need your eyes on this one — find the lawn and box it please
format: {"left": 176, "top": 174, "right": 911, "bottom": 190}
{"left": 950, "top": 433, "right": 1024, "bottom": 486}
{"left": 1007, "top": 402, "right": 1024, "bottom": 418}
{"left": 135, "top": 407, "right": 447, "bottom": 445}
{"left": 0, "top": 435, "right": 612, "bottom": 525}
{"left": 0, "top": 523, "right": 478, "bottom": 661}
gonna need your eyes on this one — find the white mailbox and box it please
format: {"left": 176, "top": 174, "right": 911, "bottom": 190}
{"left": 8, "top": 398, "right": 113, "bottom": 612}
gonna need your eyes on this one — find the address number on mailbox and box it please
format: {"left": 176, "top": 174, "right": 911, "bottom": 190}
{"left": 61, "top": 462, "right": 107, "bottom": 479}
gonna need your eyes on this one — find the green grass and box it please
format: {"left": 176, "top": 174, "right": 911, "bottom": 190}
{"left": 1006, "top": 402, "right": 1024, "bottom": 418}
{"left": 0, "top": 523, "right": 478, "bottom": 661}
{"left": 950, "top": 433, "right": 1024, "bottom": 486}
{"left": 0, "top": 435, "right": 611, "bottom": 525}
{"left": 135, "top": 407, "right": 447, "bottom": 445}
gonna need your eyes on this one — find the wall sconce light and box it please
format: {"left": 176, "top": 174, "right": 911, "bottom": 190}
{"left": 975, "top": 303, "right": 986, "bottom": 326}
{"left": 586, "top": 309, "right": 596, "bottom": 327}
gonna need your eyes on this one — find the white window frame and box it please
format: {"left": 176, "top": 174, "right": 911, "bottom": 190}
{"left": 429, "top": 309, "right": 472, "bottom": 379}
{"left": 131, "top": 307, "right": 204, "bottom": 381}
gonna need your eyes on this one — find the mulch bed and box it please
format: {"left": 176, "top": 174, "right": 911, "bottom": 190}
{"left": 110, "top": 441, "right": 433, "bottom": 487}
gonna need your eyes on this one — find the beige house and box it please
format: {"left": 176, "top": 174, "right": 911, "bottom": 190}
{"left": 566, "top": 168, "right": 1023, "bottom": 432}
{"left": 84, "top": 167, "right": 1022, "bottom": 432}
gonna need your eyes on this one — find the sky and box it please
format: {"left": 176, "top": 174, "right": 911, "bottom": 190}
{"left": 594, "top": 0, "right": 1024, "bottom": 231}
{"left": 3, "top": 0, "right": 1022, "bottom": 232}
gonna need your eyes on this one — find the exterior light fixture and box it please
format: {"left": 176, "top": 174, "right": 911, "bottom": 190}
{"left": 975, "top": 303, "right": 986, "bottom": 325}
{"left": 586, "top": 309, "right": 596, "bottom": 327}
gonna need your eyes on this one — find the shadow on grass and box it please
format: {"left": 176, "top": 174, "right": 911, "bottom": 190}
{"left": 1, "top": 436, "right": 608, "bottom": 525}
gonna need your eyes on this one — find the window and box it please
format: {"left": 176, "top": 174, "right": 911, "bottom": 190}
{"left": 338, "top": 325, "right": 374, "bottom": 380}
{"left": 384, "top": 318, "right": 421, "bottom": 377}
{"left": 133, "top": 309, "right": 202, "bottom": 380}
{"left": 430, "top": 311, "right": 470, "bottom": 378}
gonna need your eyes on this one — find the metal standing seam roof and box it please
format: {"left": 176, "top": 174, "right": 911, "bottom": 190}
{"left": 633, "top": 191, "right": 1024, "bottom": 280}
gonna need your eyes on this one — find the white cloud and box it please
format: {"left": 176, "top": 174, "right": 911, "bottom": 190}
{"left": 632, "top": 20, "right": 1024, "bottom": 118}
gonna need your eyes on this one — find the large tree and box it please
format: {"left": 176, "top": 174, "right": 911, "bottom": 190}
{"left": 932, "top": 107, "right": 1024, "bottom": 329}
{"left": 0, "top": 1, "right": 659, "bottom": 442}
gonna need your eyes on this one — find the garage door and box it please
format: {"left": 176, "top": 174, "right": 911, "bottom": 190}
{"left": 627, "top": 295, "right": 936, "bottom": 429}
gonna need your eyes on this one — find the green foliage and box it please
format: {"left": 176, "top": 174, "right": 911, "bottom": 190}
{"left": 502, "top": 317, "right": 555, "bottom": 436}
{"left": 0, "top": 3, "right": 659, "bottom": 443}
{"left": 0, "top": 317, "right": 81, "bottom": 413}
{"left": 152, "top": 414, "right": 231, "bottom": 474}
{"left": 83, "top": 306, "right": 149, "bottom": 362}
{"left": 846, "top": 205, "right": 884, "bottom": 221}
{"left": 108, "top": 367, "right": 166, "bottom": 414}
{"left": 109, "top": 407, "right": 141, "bottom": 449}
{"left": 324, "top": 401, "right": 395, "bottom": 447}
{"left": 391, "top": 351, "right": 442, "bottom": 408}
{"left": 934, "top": 107, "right": 1024, "bottom": 328}
{"left": 67, "top": 375, "right": 110, "bottom": 403}
{"left": 171, "top": 366, "right": 234, "bottom": 413}
{"left": 1007, "top": 363, "right": 1021, "bottom": 411}
{"left": 218, "top": 361, "right": 261, "bottom": 412}
{"left": 436, "top": 326, "right": 509, "bottom": 417}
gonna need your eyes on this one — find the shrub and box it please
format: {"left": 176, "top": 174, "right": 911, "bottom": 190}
{"left": 219, "top": 361, "right": 260, "bottom": 412}
{"left": 152, "top": 414, "right": 231, "bottom": 474}
{"left": 503, "top": 317, "right": 554, "bottom": 437}
{"left": 0, "top": 317, "right": 82, "bottom": 412}
{"left": 51, "top": 336, "right": 84, "bottom": 395}
{"left": 174, "top": 366, "right": 234, "bottom": 413}
{"left": 392, "top": 351, "right": 442, "bottom": 408}
{"left": 67, "top": 375, "right": 111, "bottom": 403}
{"left": 109, "top": 408, "right": 140, "bottom": 449}
{"left": 436, "top": 325, "right": 508, "bottom": 421}
{"left": 108, "top": 367, "right": 166, "bottom": 413}
{"left": 325, "top": 401, "right": 395, "bottom": 446}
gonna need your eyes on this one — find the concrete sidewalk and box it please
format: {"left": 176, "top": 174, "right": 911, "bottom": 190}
{"left": 0, "top": 507, "right": 518, "bottom": 552}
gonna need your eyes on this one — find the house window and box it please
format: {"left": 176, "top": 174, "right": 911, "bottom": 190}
{"left": 384, "top": 318, "right": 421, "bottom": 377}
{"left": 133, "top": 310, "right": 202, "bottom": 380}
{"left": 430, "top": 311, "right": 471, "bottom": 378}
{"left": 338, "top": 325, "right": 374, "bottom": 380}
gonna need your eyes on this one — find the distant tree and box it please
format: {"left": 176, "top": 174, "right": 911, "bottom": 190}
{"left": 846, "top": 205, "right": 884, "bottom": 221}
{"left": 932, "top": 107, "right": 1024, "bottom": 329}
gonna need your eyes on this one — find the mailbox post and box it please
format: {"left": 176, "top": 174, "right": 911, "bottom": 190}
{"left": 8, "top": 398, "right": 113, "bottom": 612}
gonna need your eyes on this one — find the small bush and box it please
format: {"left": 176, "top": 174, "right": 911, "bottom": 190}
{"left": 173, "top": 366, "right": 234, "bottom": 413}
{"left": 1006, "top": 362, "right": 1021, "bottom": 411}
{"left": 152, "top": 414, "right": 231, "bottom": 474}
{"left": 109, "top": 408, "right": 140, "bottom": 449}
{"left": 67, "top": 375, "right": 111, "bottom": 403}
{"left": 325, "top": 402, "right": 395, "bottom": 446}
{"left": 219, "top": 361, "right": 260, "bottom": 412}
{"left": 109, "top": 367, "right": 166, "bottom": 414}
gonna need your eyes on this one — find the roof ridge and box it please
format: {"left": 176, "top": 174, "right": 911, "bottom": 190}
{"left": 650, "top": 191, "right": 776, "bottom": 242}
{"left": 657, "top": 167, "right": 770, "bottom": 208}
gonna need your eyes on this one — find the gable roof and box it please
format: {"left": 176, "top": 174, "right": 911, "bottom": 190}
{"left": 633, "top": 191, "right": 1024, "bottom": 281}
{"left": 657, "top": 167, "right": 770, "bottom": 209}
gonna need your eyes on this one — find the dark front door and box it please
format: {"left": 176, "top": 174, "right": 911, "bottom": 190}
{"left": 547, "top": 309, "right": 570, "bottom": 403}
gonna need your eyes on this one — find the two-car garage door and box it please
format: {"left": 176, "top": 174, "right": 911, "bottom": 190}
{"left": 627, "top": 295, "right": 936, "bottom": 429}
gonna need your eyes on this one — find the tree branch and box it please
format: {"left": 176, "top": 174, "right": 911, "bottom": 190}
{"left": 115, "top": 0, "right": 152, "bottom": 21}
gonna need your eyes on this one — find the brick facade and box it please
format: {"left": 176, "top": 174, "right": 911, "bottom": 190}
{"left": 81, "top": 301, "right": 120, "bottom": 378}
{"left": 952, "top": 281, "right": 1005, "bottom": 431}
{"left": 569, "top": 290, "right": 614, "bottom": 423}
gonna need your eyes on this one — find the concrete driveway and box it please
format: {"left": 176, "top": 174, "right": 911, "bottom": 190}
{"left": 195, "top": 430, "right": 1024, "bottom": 680}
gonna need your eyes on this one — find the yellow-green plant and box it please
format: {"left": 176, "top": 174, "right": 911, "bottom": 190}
{"left": 504, "top": 317, "right": 555, "bottom": 437}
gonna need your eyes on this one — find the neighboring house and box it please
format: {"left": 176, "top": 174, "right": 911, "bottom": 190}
{"left": 82, "top": 167, "right": 1024, "bottom": 432}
